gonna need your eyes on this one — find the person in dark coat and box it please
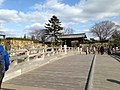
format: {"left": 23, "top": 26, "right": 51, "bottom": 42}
{"left": 100, "top": 46, "right": 104, "bottom": 55}
{"left": 107, "top": 47, "right": 111, "bottom": 55}
{"left": 0, "top": 45, "right": 10, "bottom": 89}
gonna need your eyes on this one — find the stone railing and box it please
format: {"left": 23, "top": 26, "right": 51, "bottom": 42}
{"left": 8, "top": 46, "right": 80, "bottom": 66}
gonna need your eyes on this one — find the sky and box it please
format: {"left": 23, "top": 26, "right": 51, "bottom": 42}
{"left": 0, "top": 0, "right": 120, "bottom": 39}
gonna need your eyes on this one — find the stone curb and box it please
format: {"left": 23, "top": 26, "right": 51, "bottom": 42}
{"left": 84, "top": 54, "right": 96, "bottom": 90}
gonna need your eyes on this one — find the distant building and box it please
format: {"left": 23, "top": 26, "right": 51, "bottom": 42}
{"left": 60, "top": 33, "right": 87, "bottom": 47}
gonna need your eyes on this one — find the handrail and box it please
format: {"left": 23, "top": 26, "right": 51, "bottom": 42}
{"left": 8, "top": 49, "right": 27, "bottom": 53}
{"left": 8, "top": 46, "right": 79, "bottom": 66}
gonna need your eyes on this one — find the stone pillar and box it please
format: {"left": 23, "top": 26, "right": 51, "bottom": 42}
{"left": 64, "top": 45, "right": 67, "bottom": 54}
{"left": 78, "top": 47, "right": 80, "bottom": 53}
{"left": 60, "top": 45, "right": 63, "bottom": 53}
{"left": 26, "top": 50, "right": 30, "bottom": 61}
{"left": 52, "top": 48, "right": 55, "bottom": 56}
{"left": 42, "top": 49, "right": 45, "bottom": 60}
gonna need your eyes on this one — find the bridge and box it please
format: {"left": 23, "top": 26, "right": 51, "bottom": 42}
{"left": 1, "top": 46, "right": 120, "bottom": 90}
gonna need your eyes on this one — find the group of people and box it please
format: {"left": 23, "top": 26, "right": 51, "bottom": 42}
{"left": 80, "top": 45, "right": 105, "bottom": 55}
{"left": 97, "top": 46, "right": 105, "bottom": 55}
{"left": 79, "top": 45, "right": 117, "bottom": 55}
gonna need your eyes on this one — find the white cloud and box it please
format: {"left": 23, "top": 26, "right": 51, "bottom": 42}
{"left": 74, "top": 29, "right": 90, "bottom": 33}
{"left": 80, "top": 0, "right": 120, "bottom": 19}
{"left": 23, "top": 0, "right": 120, "bottom": 35}
{"left": 32, "top": 0, "right": 83, "bottom": 22}
{"left": 0, "top": 0, "right": 120, "bottom": 25}
{"left": 0, "top": 0, "right": 120, "bottom": 38}
{"left": 0, "top": 9, "right": 22, "bottom": 23}
{"left": 31, "top": 0, "right": 120, "bottom": 25}
{"left": 0, "top": 0, "right": 120, "bottom": 26}
{"left": 19, "top": 11, "right": 51, "bottom": 23}
{"left": 25, "top": 23, "right": 44, "bottom": 31}
{"left": 62, "top": 22, "right": 77, "bottom": 27}
{"left": 0, "top": 23, "right": 17, "bottom": 36}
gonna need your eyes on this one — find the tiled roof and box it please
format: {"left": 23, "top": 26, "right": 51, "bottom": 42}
{"left": 60, "top": 33, "right": 86, "bottom": 39}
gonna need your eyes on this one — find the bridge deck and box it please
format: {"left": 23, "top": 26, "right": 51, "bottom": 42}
{"left": 92, "top": 55, "right": 120, "bottom": 90}
{"left": 2, "top": 54, "right": 120, "bottom": 90}
{"left": 3, "top": 54, "right": 93, "bottom": 90}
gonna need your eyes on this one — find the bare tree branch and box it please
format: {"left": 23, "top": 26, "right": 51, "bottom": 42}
{"left": 90, "top": 21, "right": 119, "bottom": 41}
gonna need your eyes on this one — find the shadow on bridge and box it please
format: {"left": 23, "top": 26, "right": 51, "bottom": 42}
{"left": 107, "top": 79, "right": 120, "bottom": 85}
{"left": 110, "top": 52, "right": 120, "bottom": 62}
{"left": 1, "top": 88, "right": 16, "bottom": 90}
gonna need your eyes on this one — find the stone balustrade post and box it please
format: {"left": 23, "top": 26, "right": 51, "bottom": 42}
{"left": 56, "top": 48, "right": 59, "bottom": 54}
{"left": 35, "top": 50, "right": 39, "bottom": 60}
{"left": 78, "top": 47, "right": 80, "bottom": 53}
{"left": 47, "top": 49, "right": 50, "bottom": 56}
{"left": 58, "top": 47, "right": 61, "bottom": 54}
{"left": 52, "top": 48, "right": 55, "bottom": 55}
{"left": 42, "top": 49, "right": 45, "bottom": 60}
{"left": 60, "top": 46, "right": 63, "bottom": 53}
{"left": 64, "top": 45, "right": 67, "bottom": 54}
{"left": 26, "top": 50, "right": 30, "bottom": 62}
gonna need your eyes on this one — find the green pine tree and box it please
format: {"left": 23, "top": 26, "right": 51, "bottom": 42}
{"left": 45, "top": 15, "right": 63, "bottom": 46}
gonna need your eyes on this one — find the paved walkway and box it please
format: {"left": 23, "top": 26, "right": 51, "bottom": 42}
{"left": 92, "top": 54, "right": 120, "bottom": 90}
{"left": 3, "top": 54, "right": 94, "bottom": 90}
{"left": 2, "top": 54, "right": 120, "bottom": 90}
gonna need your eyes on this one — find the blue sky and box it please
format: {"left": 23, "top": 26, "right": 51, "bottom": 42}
{"left": 0, "top": 0, "right": 120, "bottom": 39}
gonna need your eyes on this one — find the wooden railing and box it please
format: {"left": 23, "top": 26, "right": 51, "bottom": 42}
{"left": 8, "top": 46, "right": 79, "bottom": 66}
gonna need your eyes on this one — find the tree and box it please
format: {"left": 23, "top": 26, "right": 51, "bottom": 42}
{"left": 90, "top": 21, "right": 119, "bottom": 41}
{"left": 64, "top": 27, "right": 74, "bottom": 34}
{"left": 89, "top": 38, "right": 98, "bottom": 43}
{"left": 29, "top": 29, "right": 46, "bottom": 43}
{"left": 24, "top": 34, "right": 27, "bottom": 38}
{"left": 111, "top": 30, "right": 120, "bottom": 46}
{"left": 45, "top": 15, "right": 63, "bottom": 46}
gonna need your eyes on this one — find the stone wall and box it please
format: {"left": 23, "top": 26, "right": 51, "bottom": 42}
{"left": 0, "top": 38, "right": 43, "bottom": 50}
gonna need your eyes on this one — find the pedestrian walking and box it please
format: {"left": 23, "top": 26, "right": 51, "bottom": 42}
{"left": 85, "top": 46, "right": 89, "bottom": 55}
{"left": 107, "top": 47, "right": 111, "bottom": 55}
{"left": 98, "top": 47, "right": 100, "bottom": 54}
{"left": 0, "top": 45, "right": 10, "bottom": 89}
{"left": 100, "top": 46, "right": 104, "bottom": 55}
{"left": 79, "top": 45, "right": 83, "bottom": 54}
{"left": 93, "top": 46, "right": 96, "bottom": 54}
{"left": 112, "top": 47, "right": 115, "bottom": 54}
